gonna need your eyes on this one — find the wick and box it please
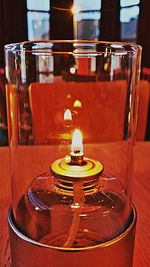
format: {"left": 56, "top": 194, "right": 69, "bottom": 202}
{"left": 63, "top": 182, "right": 84, "bottom": 248}
{"left": 74, "top": 149, "right": 80, "bottom": 154}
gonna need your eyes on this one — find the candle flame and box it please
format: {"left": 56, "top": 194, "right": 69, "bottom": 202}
{"left": 64, "top": 109, "right": 72, "bottom": 121}
{"left": 71, "top": 129, "right": 83, "bottom": 153}
{"left": 73, "top": 99, "right": 82, "bottom": 108}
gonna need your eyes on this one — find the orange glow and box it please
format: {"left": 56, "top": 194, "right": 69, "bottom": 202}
{"left": 73, "top": 99, "right": 82, "bottom": 108}
{"left": 64, "top": 109, "right": 72, "bottom": 121}
{"left": 71, "top": 5, "right": 80, "bottom": 15}
{"left": 71, "top": 129, "right": 83, "bottom": 153}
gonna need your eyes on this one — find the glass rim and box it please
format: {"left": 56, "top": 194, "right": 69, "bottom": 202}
{"left": 4, "top": 40, "right": 142, "bottom": 55}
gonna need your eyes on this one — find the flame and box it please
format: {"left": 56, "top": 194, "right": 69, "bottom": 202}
{"left": 71, "top": 129, "right": 83, "bottom": 153}
{"left": 73, "top": 99, "right": 82, "bottom": 108}
{"left": 64, "top": 109, "right": 72, "bottom": 121}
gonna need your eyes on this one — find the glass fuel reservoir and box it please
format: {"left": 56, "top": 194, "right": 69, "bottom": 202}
{"left": 15, "top": 129, "right": 128, "bottom": 248}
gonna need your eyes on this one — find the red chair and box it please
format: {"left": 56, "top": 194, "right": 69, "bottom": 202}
{"left": 29, "top": 80, "right": 128, "bottom": 144}
{"left": 142, "top": 68, "right": 150, "bottom": 81}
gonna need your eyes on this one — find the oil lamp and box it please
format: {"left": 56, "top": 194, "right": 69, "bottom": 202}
{"left": 5, "top": 41, "right": 141, "bottom": 267}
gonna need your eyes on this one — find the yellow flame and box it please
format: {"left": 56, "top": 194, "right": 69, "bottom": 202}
{"left": 73, "top": 99, "right": 82, "bottom": 108}
{"left": 67, "top": 94, "right": 71, "bottom": 99}
{"left": 64, "top": 109, "right": 72, "bottom": 121}
{"left": 71, "top": 129, "right": 83, "bottom": 153}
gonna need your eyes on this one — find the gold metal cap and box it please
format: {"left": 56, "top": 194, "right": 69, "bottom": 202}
{"left": 50, "top": 154, "right": 103, "bottom": 181}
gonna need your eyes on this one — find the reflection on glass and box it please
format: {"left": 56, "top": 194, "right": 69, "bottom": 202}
{"left": 120, "top": 6, "right": 139, "bottom": 22}
{"left": 74, "top": 0, "right": 101, "bottom": 11}
{"left": 75, "top": 12, "right": 100, "bottom": 40}
{"left": 27, "top": 11, "right": 50, "bottom": 40}
{"left": 75, "top": 11, "right": 101, "bottom": 21}
{"left": 27, "top": 0, "right": 50, "bottom": 11}
{"left": 73, "top": 0, "right": 101, "bottom": 40}
{"left": 120, "top": 6, "right": 139, "bottom": 40}
{"left": 120, "top": 0, "right": 140, "bottom": 7}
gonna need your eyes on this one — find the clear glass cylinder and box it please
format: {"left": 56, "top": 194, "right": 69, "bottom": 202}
{"left": 5, "top": 41, "right": 141, "bottom": 251}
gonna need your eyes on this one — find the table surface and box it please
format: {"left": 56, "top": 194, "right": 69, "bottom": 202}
{"left": 0, "top": 142, "right": 150, "bottom": 267}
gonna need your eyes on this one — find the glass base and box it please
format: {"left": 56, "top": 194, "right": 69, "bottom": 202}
{"left": 8, "top": 206, "right": 136, "bottom": 267}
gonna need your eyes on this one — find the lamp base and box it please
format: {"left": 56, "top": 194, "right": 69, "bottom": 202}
{"left": 8, "top": 206, "right": 136, "bottom": 267}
